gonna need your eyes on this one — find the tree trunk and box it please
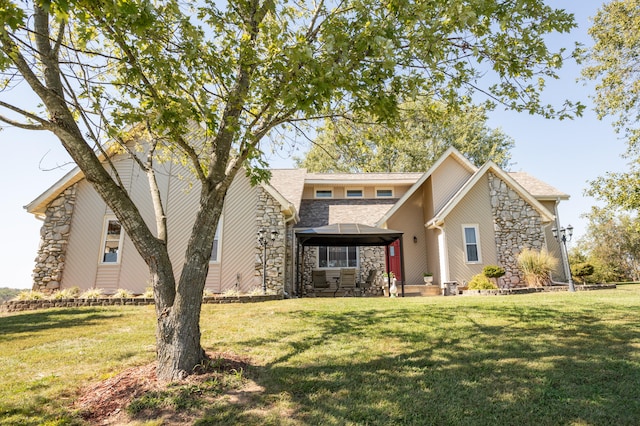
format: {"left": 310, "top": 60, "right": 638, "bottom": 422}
{"left": 153, "top": 184, "right": 227, "bottom": 382}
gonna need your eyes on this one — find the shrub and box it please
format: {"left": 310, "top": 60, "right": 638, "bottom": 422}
{"left": 222, "top": 288, "right": 241, "bottom": 297}
{"left": 517, "top": 248, "right": 558, "bottom": 287}
{"left": 571, "top": 263, "right": 595, "bottom": 283}
{"left": 248, "top": 287, "right": 265, "bottom": 296}
{"left": 483, "top": 265, "right": 505, "bottom": 279}
{"left": 50, "top": 287, "right": 80, "bottom": 300}
{"left": 14, "top": 290, "right": 46, "bottom": 301}
{"left": 112, "top": 288, "right": 133, "bottom": 298}
{"left": 141, "top": 287, "right": 154, "bottom": 298}
{"left": 467, "top": 274, "right": 498, "bottom": 290}
{"left": 80, "top": 288, "right": 104, "bottom": 299}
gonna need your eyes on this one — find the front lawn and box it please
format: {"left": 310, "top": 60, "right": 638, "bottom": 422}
{"left": 2, "top": 285, "right": 640, "bottom": 425}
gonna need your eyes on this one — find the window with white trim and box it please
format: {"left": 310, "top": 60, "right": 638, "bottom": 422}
{"left": 210, "top": 219, "right": 222, "bottom": 262}
{"left": 346, "top": 188, "right": 363, "bottom": 198}
{"left": 463, "top": 225, "right": 481, "bottom": 263}
{"left": 315, "top": 188, "right": 333, "bottom": 198}
{"left": 318, "top": 246, "right": 358, "bottom": 268}
{"left": 101, "top": 217, "right": 124, "bottom": 264}
{"left": 376, "top": 188, "right": 394, "bottom": 198}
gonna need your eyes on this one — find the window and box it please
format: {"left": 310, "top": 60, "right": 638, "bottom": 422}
{"left": 315, "top": 188, "right": 333, "bottom": 198}
{"left": 318, "top": 246, "right": 358, "bottom": 268}
{"left": 376, "top": 188, "right": 393, "bottom": 198}
{"left": 101, "top": 217, "right": 124, "bottom": 264}
{"left": 463, "top": 225, "right": 481, "bottom": 263}
{"left": 346, "top": 188, "right": 363, "bottom": 198}
{"left": 210, "top": 219, "right": 222, "bottom": 262}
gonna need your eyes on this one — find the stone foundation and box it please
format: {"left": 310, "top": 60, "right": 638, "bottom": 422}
{"left": 32, "top": 184, "right": 77, "bottom": 293}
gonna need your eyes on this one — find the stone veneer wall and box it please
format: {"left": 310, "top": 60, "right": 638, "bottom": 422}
{"left": 487, "top": 172, "right": 545, "bottom": 288}
{"left": 32, "top": 184, "right": 77, "bottom": 293}
{"left": 256, "top": 187, "right": 286, "bottom": 294}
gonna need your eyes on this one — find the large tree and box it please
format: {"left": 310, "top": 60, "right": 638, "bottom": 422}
{"left": 298, "top": 102, "right": 515, "bottom": 172}
{"left": 583, "top": 0, "right": 640, "bottom": 211}
{"left": 0, "top": 0, "right": 580, "bottom": 381}
{"left": 572, "top": 207, "right": 640, "bottom": 283}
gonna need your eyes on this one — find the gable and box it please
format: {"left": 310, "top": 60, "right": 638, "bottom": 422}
{"left": 431, "top": 155, "right": 475, "bottom": 213}
{"left": 427, "top": 162, "right": 555, "bottom": 228}
{"left": 376, "top": 147, "right": 476, "bottom": 227}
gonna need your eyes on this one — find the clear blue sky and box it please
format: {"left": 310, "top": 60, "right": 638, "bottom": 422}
{"left": 0, "top": 1, "right": 626, "bottom": 289}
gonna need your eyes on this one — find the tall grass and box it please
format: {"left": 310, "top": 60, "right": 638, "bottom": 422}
{"left": 2, "top": 286, "right": 640, "bottom": 425}
{"left": 517, "top": 248, "right": 558, "bottom": 286}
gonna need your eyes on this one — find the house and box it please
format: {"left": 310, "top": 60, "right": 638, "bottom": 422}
{"left": 26, "top": 146, "right": 570, "bottom": 296}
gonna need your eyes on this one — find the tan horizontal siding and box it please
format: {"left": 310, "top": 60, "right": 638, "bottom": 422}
{"left": 446, "top": 174, "right": 497, "bottom": 285}
{"left": 219, "top": 173, "right": 259, "bottom": 293}
{"left": 62, "top": 180, "right": 104, "bottom": 290}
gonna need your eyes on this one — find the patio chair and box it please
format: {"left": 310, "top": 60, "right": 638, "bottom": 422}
{"left": 312, "top": 270, "right": 330, "bottom": 289}
{"left": 360, "top": 269, "right": 378, "bottom": 295}
{"left": 336, "top": 268, "right": 358, "bottom": 297}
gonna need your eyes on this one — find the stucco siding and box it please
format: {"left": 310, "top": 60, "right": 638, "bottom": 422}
{"left": 387, "top": 187, "right": 428, "bottom": 285}
{"left": 431, "top": 156, "right": 473, "bottom": 213}
{"left": 445, "top": 174, "right": 497, "bottom": 285}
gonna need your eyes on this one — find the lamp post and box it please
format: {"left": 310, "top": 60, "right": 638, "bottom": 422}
{"left": 552, "top": 224, "right": 575, "bottom": 292}
{"left": 258, "top": 228, "right": 278, "bottom": 294}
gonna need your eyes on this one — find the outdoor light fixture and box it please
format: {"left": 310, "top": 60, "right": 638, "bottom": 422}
{"left": 413, "top": 235, "right": 418, "bottom": 243}
{"left": 258, "top": 228, "right": 279, "bottom": 294}
{"left": 551, "top": 224, "right": 575, "bottom": 292}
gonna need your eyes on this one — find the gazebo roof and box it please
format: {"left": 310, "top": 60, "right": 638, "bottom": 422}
{"left": 295, "top": 223, "right": 403, "bottom": 246}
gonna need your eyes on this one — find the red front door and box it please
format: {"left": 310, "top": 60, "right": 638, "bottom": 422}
{"left": 386, "top": 240, "right": 402, "bottom": 281}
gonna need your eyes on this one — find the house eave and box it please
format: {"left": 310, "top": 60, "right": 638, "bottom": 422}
{"left": 24, "top": 166, "right": 84, "bottom": 216}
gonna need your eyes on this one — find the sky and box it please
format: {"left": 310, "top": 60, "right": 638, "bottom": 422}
{"left": 0, "top": 1, "right": 629, "bottom": 289}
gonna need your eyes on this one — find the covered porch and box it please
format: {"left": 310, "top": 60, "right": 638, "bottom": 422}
{"left": 294, "top": 223, "right": 406, "bottom": 297}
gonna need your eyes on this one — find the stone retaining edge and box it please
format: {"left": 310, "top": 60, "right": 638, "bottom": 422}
{"left": 460, "top": 284, "right": 617, "bottom": 296}
{"left": 0, "top": 294, "right": 283, "bottom": 313}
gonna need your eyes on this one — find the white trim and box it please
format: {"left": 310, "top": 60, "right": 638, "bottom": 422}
{"left": 375, "top": 187, "right": 394, "bottom": 198}
{"left": 314, "top": 187, "right": 334, "bottom": 199}
{"left": 462, "top": 224, "right": 481, "bottom": 264}
{"left": 427, "top": 161, "right": 556, "bottom": 228}
{"left": 345, "top": 187, "right": 364, "bottom": 198}
{"left": 376, "top": 147, "right": 477, "bottom": 227}
{"left": 316, "top": 245, "right": 359, "bottom": 269}
{"left": 434, "top": 224, "right": 449, "bottom": 282}
{"left": 99, "top": 215, "right": 125, "bottom": 265}
{"left": 209, "top": 216, "right": 223, "bottom": 263}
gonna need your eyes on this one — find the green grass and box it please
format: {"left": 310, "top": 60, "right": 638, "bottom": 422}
{"left": 2, "top": 286, "right": 640, "bottom": 425}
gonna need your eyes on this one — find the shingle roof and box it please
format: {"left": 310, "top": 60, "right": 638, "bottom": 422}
{"left": 509, "top": 172, "right": 569, "bottom": 200}
{"left": 269, "top": 169, "right": 307, "bottom": 212}
{"left": 296, "top": 199, "right": 398, "bottom": 228}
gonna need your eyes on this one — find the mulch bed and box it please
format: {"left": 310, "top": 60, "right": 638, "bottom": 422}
{"left": 75, "top": 352, "right": 251, "bottom": 425}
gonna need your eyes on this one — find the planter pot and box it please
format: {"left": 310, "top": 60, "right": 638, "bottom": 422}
{"left": 423, "top": 276, "right": 433, "bottom": 284}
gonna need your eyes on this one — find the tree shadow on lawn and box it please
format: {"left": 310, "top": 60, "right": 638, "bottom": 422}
{"left": 0, "top": 308, "right": 123, "bottom": 343}
{"left": 200, "top": 304, "right": 640, "bottom": 425}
